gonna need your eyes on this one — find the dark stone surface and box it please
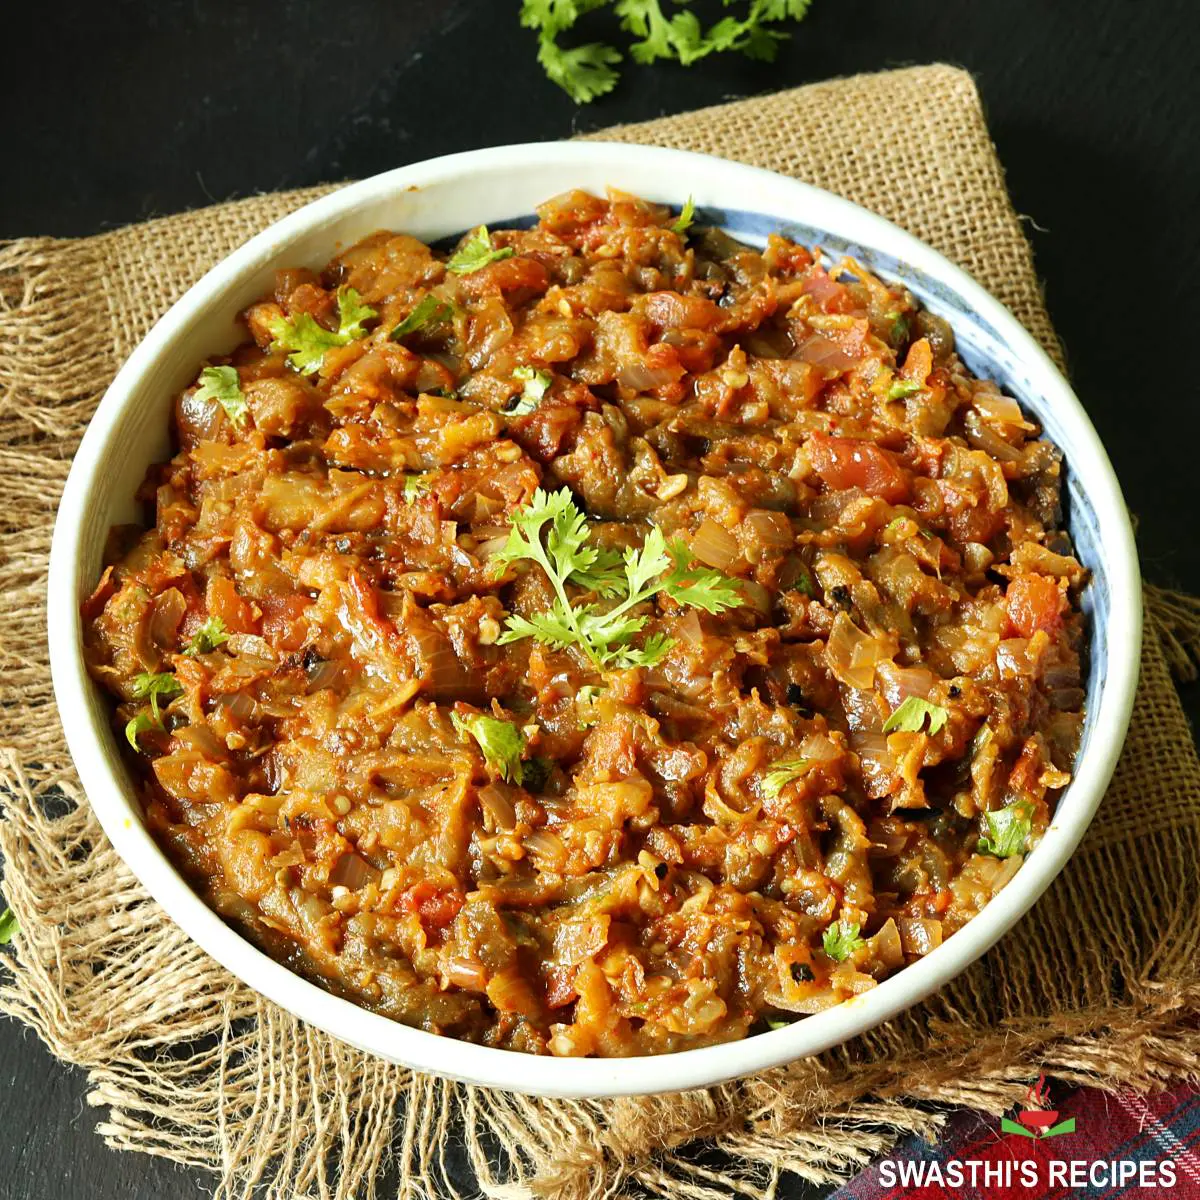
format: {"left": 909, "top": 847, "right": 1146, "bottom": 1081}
{"left": 1, "top": 1, "right": 1196, "bottom": 1196}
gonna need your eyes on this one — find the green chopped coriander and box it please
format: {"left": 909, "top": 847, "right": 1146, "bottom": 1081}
{"left": 0, "top": 907, "right": 18, "bottom": 945}
{"left": 184, "top": 616, "right": 229, "bottom": 656}
{"left": 494, "top": 488, "right": 742, "bottom": 670}
{"left": 822, "top": 920, "right": 865, "bottom": 962}
{"left": 978, "top": 802, "right": 1034, "bottom": 859}
{"left": 130, "top": 671, "right": 183, "bottom": 720}
{"left": 403, "top": 473, "right": 435, "bottom": 505}
{"left": 671, "top": 195, "right": 696, "bottom": 235}
{"left": 507, "top": 366, "right": 553, "bottom": 416}
{"left": 761, "top": 756, "right": 810, "bottom": 800}
{"left": 882, "top": 696, "right": 949, "bottom": 737}
{"left": 390, "top": 294, "right": 455, "bottom": 340}
{"left": 193, "top": 365, "right": 249, "bottom": 428}
{"left": 887, "top": 378, "right": 921, "bottom": 401}
{"left": 266, "top": 287, "right": 377, "bottom": 375}
{"left": 451, "top": 711, "right": 527, "bottom": 784}
{"left": 446, "top": 226, "right": 515, "bottom": 275}
{"left": 124, "top": 710, "right": 160, "bottom": 751}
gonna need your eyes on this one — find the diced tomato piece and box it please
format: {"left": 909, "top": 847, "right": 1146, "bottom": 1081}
{"left": 396, "top": 882, "right": 464, "bottom": 930}
{"left": 260, "top": 593, "right": 313, "bottom": 652}
{"left": 205, "top": 575, "right": 259, "bottom": 634}
{"left": 1005, "top": 573, "right": 1067, "bottom": 638}
{"left": 458, "top": 256, "right": 549, "bottom": 297}
{"left": 807, "top": 433, "right": 910, "bottom": 502}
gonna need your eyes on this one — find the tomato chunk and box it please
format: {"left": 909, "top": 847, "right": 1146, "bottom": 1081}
{"left": 205, "top": 575, "right": 259, "bottom": 634}
{"left": 397, "top": 882, "right": 464, "bottom": 930}
{"left": 1006, "top": 573, "right": 1067, "bottom": 638}
{"left": 260, "top": 593, "right": 313, "bottom": 652}
{"left": 458, "top": 255, "right": 549, "bottom": 298}
{"left": 807, "top": 433, "right": 910, "bottom": 502}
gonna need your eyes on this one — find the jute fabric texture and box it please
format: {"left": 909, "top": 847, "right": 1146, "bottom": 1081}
{"left": 2, "top": 64, "right": 1198, "bottom": 1199}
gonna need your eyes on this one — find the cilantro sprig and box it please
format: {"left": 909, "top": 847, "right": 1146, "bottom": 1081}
{"left": 390, "top": 294, "right": 455, "bottom": 340}
{"left": 882, "top": 696, "right": 949, "bottom": 736}
{"left": 446, "top": 227, "right": 515, "bottom": 276}
{"left": 494, "top": 489, "right": 742, "bottom": 670}
{"left": 451, "top": 711, "right": 527, "bottom": 784}
{"left": 520, "top": 0, "right": 814, "bottom": 104}
{"left": 184, "top": 616, "right": 229, "bottom": 656}
{"left": 267, "top": 287, "right": 377, "bottom": 375}
{"left": 978, "top": 802, "right": 1034, "bottom": 859}
{"left": 887, "top": 378, "right": 921, "bottom": 401}
{"left": 193, "top": 365, "right": 248, "bottom": 429}
{"left": 125, "top": 671, "right": 183, "bottom": 751}
{"left": 822, "top": 920, "right": 865, "bottom": 962}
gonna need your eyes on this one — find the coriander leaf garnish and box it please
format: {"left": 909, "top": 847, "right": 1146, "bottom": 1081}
{"left": 446, "top": 226, "right": 516, "bottom": 275}
{"left": 887, "top": 378, "right": 921, "bottom": 401}
{"left": 521, "top": 0, "right": 623, "bottom": 105}
{"left": 882, "top": 696, "right": 949, "bottom": 736}
{"left": 184, "top": 616, "right": 229, "bottom": 656}
{"left": 661, "top": 538, "right": 745, "bottom": 614}
{"left": 193, "top": 365, "right": 248, "bottom": 428}
{"left": 125, "top": 710, "right": 160, "bottom": 751}
{"left": 521, "top": 1, "right": 813, "bottom": 104}
{"left": 978, "top": 802, "right": 1034, "bottom": 859}
{"left": 0, "top": 907, "right": 16, "bottom": 944}
{"left": 507, "top": 366, "right": 553, "bottom": 416}
{"left": 671, "top": 195, "right": 696, "bottom": 235}
{"left": 130, "top": 671, "right": 183, "bottom": 720}
{"left": 762, "top": 756, "right": 810, "bottom": 799}
{"left": 539, "top": 37, "right": 623, "bottom": 104}
{"left": 389, "top": 294, "right": 455, "bottom": 340}
{"left": 125, "top": 673, "right": 182, "bottom": 753}
{"left": 822, "top": 920, "right": 865, "bottom": 962}
{"left": 266, "top": 286, "right": 377, "bottom": 375}
{"left": 403, "top": 473, "right": 435, "bottom": 505}
{"left": 494, "top": 489, "right": 742, "bottom": 670}
{"left": 451, "top": 711, "right": 527, "bottom": 784}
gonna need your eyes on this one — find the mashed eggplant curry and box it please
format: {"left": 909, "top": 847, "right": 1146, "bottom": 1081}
{"left": 82, "top": 190, "right": 1086, "bottom": 1056}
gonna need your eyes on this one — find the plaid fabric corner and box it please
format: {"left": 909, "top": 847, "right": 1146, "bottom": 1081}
{"left": 832, "top": 1083, "right": 1200, "bottom": 1199}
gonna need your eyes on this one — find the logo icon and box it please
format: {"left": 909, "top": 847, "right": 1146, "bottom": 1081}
{"left": 1001, "top": 1075, "right": 1076, "bottom": 1140}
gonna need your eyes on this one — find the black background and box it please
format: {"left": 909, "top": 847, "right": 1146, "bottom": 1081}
{"left": 2, "top": 2, "right": 1197, "bottom": 1197}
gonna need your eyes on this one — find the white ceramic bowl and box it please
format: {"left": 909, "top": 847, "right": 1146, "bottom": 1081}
{"left": 48, "top": 142, "right": 1141, "bottom": 1098}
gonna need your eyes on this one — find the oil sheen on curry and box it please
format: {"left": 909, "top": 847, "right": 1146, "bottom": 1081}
{"left": 83, "top": 190, "right": 1085, "bottom": 1056}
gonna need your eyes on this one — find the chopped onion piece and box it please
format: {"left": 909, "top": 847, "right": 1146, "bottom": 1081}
{"left": 826, "top": 612, "right": 886, "bottom": 690}
{"left": 691, "top": 519, "right": 739, "bottom": 570}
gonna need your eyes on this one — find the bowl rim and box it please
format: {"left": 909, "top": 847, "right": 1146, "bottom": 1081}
{"left": 47, "top": 139, "right": 1142, "bottom": 1098}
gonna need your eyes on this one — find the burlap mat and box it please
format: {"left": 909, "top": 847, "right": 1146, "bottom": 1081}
{"left": 2, "top": 63, "right": 1199, "bottom": 1200}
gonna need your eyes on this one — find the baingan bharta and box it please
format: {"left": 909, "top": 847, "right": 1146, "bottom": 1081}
{"left": 81, "top": 189, "right": 1085, "bottom": 1056}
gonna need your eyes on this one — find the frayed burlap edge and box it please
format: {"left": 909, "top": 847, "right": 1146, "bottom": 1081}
{"left": 2, "top": 65, "right": 1200, "bottom": 1200}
